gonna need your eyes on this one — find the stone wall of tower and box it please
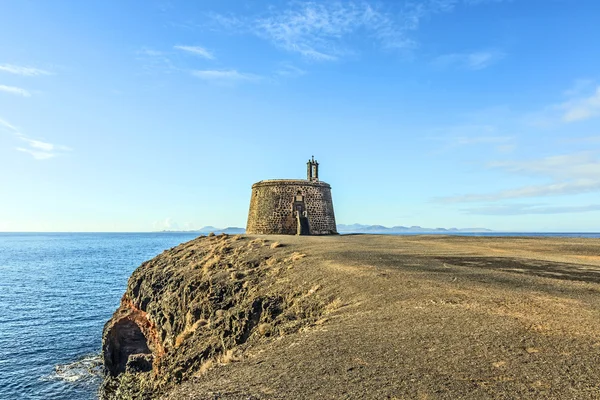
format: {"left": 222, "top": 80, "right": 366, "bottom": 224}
{"left": 246, "top": 180, "right": 337, "bottom": 235}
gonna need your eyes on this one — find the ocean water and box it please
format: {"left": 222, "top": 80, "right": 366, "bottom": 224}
{"left": 0, "top": 232, "right": 199, "bottom": 400}
{"left": 1, "top": 231, "right": 599, "bottom": 399}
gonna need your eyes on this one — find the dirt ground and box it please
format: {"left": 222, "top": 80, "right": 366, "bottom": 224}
{"left": 160, "top": 234, "right": 600, "bottom": 400}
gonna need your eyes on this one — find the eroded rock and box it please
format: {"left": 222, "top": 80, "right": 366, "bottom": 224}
{"left": 100, "top": 234, "right": 329, "bottom": 399}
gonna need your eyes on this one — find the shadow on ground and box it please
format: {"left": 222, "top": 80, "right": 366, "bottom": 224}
{"left": 435, "top": 256, "right": 600, "bottom": 284}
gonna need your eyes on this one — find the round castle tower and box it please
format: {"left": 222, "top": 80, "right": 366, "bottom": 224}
{"left": 246, "top": 157, "right": 337, "bottom": 235}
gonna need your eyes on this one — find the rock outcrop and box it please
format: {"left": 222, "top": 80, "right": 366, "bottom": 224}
{"left": 101, "top": 234, "right": 600, "bottom": 399}
{"left": 100, "top": 234, "right": 332, "bottom": 399}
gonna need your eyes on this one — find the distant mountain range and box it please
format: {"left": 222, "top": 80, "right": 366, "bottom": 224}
{"left": 158, "top": 224, "right": 492, "bottom": 234}
{"left": 336, "top": 224, "right": 493, "bottom": 234}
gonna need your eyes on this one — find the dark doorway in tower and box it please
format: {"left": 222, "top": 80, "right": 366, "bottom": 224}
{"left": 293, "top": 191, "right": 310, "bottom": 235}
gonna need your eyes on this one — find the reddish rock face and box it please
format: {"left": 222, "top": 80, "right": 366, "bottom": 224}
{"left": 102, "top": 297, "right": 163, "bottom": 377}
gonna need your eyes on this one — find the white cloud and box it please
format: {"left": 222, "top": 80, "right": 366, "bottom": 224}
{"left": 560, "top": 86, "right": 600, "bottom": 122}
{"left": 153, "top": 217, "right": 180, "bottom": 231}
{"left": 275, "top": 63, "right": 307, "bottom": 77}
{"left": 437, "top": 152, "right": 600, "bottom": 203}
{"left": 15, "top": 137, "right": 72, "bottom": 160}
{"left": 192, "top": 69, "right": 261, "bottom": 83}
{"left": 428, "top": 123, "right": 516, "bottom": 154}
{"left": 1, "top": 116, "right": 72, "bottom": 160}
{"left": 463, "top": 203, "right": 600, "bottom": 215}
{"left": 563, "top": 79, "right": 594, "bottom": 97}
{"left": 0, "top": 64, "right": 51, "bottom": 76}
{"left": 252, "top": 2, "right": 409, "bottom": 60}
{"left": 0, "top": 84, "right": 31, "bottom": 97}
{"left": 528, "top": 82, "right": 600, "bottom": 126}
{"left": 136, "top": 48, "right": 179, "bottom": 74}
{"left": 16, "top": 147, "right": 57, "bottom": 160}
{"left": 174, "top": 45, "right": 215, "bottom": 60}
{"left": 488, "top": 152, "right": 600, "bottom": 179}
{"left": 440, "top": 180, "right": 600, "bottom": 203}
{"left": 0, "top": 117, "right": 19, "bottom": 132}
{"left": 433, "top": 50, "right": 506, "bottom": 70}
{"left": 211, "top": 0, "right": 500, "bottom": 61}
{"left": 18, "top": 137, "right": 72, "bottom": 152}
{"left": 453, "top": 135, "right": 512, "bottom": 145}
{"left": 137, "top": 48, "right": 164, "bottom": 57}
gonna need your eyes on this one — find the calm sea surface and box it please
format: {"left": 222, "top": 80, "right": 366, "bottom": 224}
{"left": 1, "top": 231, "right": 599, "bottom": 399}
{"left": 0, "top": 232, "right": 199, "bottom": 400}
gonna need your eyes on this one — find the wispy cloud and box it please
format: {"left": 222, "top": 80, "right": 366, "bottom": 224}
{"left": 561, "top": 135, "right": 600, "bottom": 144}
{"left": 191, "top": 69, "right": 261, "bottom": 83}
{"left": 275, "top": 63, "right": 307, "bottom": 77}
{"left": 560, "top": 86, "right": 600, "bottom": 123}
{"left": 251, "top": 2, "right": 411, "bottom": 60}
{"left": 0, "top": 64, "right": 51, "bottom": 76}
{"left": 153, "top": 217, "right": 180, "bottom": 231}
{"left": 462, "top": 203, "right": 600, "bottom": 215}
{"left": 440, "top": 180, "right": 600, "bottom": 203}
{"left": 19, "top": 137, "right": 71, "bottom": 152}
{"left": 436, "top": 152, "right": 600, "bottom": 203}
{"left": 137, "top": 48, "right": 164, "bottom": 57}
{"left": 174, "top": 45, "right": 215, "bottom": 60}
{"left": 452, "top": 134, "right": 512, "bottom": 145}
{"left": 16, "top": 137, "right": 72, "bottom": 160}
{"left": 0, "top": 117, "right": 19, "bottom": 132}
{"left": 428, "top": 123, "right": 516, "bottom": 154}
{"left": 527, "top": 82, "right": 600, "bottom": 126}
{"left": 16, "top": 147, "right": 58, "bottom": 160}
{"left": 136, "top": 48, "right": 179, "bottom": 74}
{"left": 433, "top": 50, "right": 506, "bottom": 70}
{"left": 0, "top": 116, "right": 72, "bottom": 160}
{"left": 211, "top": 1, "right": 500, "bottom": 61}
{"left": 0, "top": 84, "right": 31, "bottom": 97}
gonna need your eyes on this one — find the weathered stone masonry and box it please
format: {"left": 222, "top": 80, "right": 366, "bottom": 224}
{"left": 246, "top": 158, "right": 337, "bottom": 235}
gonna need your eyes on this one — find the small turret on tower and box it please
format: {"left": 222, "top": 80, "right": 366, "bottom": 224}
{"left": 307, "top": 155, "right": 319, "bottom": 182}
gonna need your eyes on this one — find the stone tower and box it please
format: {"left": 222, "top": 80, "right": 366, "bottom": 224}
{"left": 246, "top": 157, "right": 337, "bottom": 235}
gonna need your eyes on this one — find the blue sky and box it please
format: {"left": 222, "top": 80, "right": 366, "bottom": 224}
{"left": 1, "top": 0, "right": 600, "bottom": 232}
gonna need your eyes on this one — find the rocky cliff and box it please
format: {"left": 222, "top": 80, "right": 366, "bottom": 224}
{"left": 101, "top": 234, "right": 600, "bottom": 399}
{"left": 100, "top": 234, "right": 334, "bottom": 399}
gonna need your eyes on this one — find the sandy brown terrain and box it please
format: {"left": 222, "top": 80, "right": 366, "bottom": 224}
{"left": 102, "top": 234, "right": 600, "bottom": 399}
{"left": 164, "top": 234, "right": 600, "bottom": 399}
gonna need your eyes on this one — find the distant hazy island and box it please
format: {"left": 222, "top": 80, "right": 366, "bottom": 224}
{"left": 158, "top": 224, "right": 493, "bottom": 234}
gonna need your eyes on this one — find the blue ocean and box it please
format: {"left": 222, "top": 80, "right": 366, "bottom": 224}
{"left": 0, "top": 232, "right": 200, "bottom": 400}
{"left": 1, "top": 231, "right": 599, "bottom": 399}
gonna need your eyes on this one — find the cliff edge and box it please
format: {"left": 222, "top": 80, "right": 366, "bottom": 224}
{"left": 101, "top": 234, "right": 600, "bottom": 399}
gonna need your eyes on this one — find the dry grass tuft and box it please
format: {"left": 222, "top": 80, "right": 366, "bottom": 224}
{"left": 247, "top": 238, "right": 265, "bottom": 248}
{"left": 266, "top": 257, "right": 279, "bottom": 266}
{"left": 270, "top": 241, "right": 282, "bottom": 249}
{"left": 289, "top": 252, "right": 306, "bottom": 262}
{"left": 257, "top": 323, "right": 272, "bottom": 336}
{"left": 219, "top": 349, "right": 241, "bottom": 364}
{"left": 324, "top": 297, "right": 344, "bottom": 313}
{"left": 174, "top": 319, "right": 208, "bottom": 348}
{"left": 306, "top": 285, "right": 321, "bottom": 296}
{"left": 174, "top": 330, "right": 193, "bottom": 348}
{"left": 198, "top": 359, "right": 214, "bottom": 375}
{"left": 202, "top": 254, "right": 222, "bottom": 274}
